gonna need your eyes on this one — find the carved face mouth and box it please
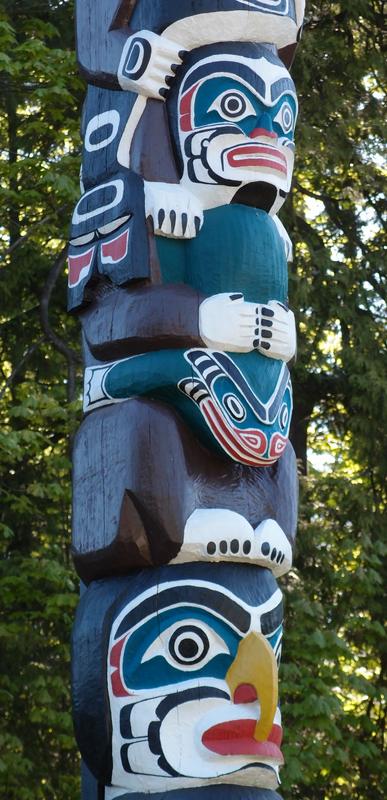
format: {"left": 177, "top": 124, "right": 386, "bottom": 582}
{"left": 225, "top": 143, "right": 288, "bottom": 175}
{"left": 202, "top": 718, "right": 284, "bottom": 763}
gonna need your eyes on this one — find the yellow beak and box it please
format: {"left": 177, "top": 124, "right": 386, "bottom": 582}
{"left": 226, "top": 631, "right": 278, "bottom": 742}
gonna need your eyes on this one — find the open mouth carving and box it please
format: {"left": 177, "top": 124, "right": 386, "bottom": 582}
{"left": 225, "top": 144, "right": 288, "bottom": 174}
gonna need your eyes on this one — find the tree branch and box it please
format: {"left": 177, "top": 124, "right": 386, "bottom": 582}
{"left": 39, "top": 245, "right": 81, "bottom": 402}
{"left": 0, "top": 336, "right": 45, "bottom": 401}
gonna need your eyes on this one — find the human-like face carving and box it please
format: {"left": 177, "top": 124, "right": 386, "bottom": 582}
{"left": 168, "top": 43, "right": 297, "bottom": 213}
{"left": 108, "top": 567, "right": 284, "bottom": 793}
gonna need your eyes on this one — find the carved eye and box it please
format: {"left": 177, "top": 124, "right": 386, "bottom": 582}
{"left": 141, "top": 619, "right": 231, "bottom": 672}
{"left": 168, "top": 626, "right": 210, "bottom": 665}
{"left": 279, "top": 403, "right": 289, "bottom": 430}
{"left": 273, "top": 102, "right": 294, "bottom": 134}
{"left": 222, "top": 393, "right": 247, "bottom": 422}
{"left": 208, "top": 91, "right": 255, "bottom": 122}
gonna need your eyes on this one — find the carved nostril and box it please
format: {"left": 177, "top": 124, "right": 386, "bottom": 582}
{"left": 233, "top": 683, "right": 258, "bottom": 704}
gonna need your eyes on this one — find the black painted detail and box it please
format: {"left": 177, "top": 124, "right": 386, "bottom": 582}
{"left": 220, "top": 540, "right": 228, "bottom": 554}
{"left": 207, "top": 541, "right": 216, "bottom": 555}
{"left": 271, "top": 548, "right": 277, "bottom": 560}
{"left": 231, "top": 539, "right": 239, "bottom": 554}
{"left": 156, "top": 687, "right": 229, "bottom": 722}
{"left": 261, "top": 601, "right": 284, "bottom": 636}
{"left": 116, "top": 586, "right": 251, "bottom": 638}
{"left": 122, "top": 37, "right": 152, "bottom": 82}
{"left": 243, "top": 540, "right": 252, "bottom": 555}
{"left": 262, "top": 308, "right": 275, "bottom": 318}
{"left": 120, "top": 704, "right": 134, "bottom": 739}
{"left": 261, "top": 541, "right": 271, "bottom": 556}
{"left": 148, "top": 721, "right": 162, "bottom": 756}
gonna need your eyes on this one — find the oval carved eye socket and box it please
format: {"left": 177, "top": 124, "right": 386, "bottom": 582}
{"left": 222, "top": 393, "right": 247, "bottom": 422}
{"left": 274, "top": 101, "right": 294, "bottom": 134}
{"left": 168, "top": 625, "right": 210, "bottom": 665}
{"left": 208, "top": 91, "right": 256, "bottom": 122}
{"left": 279, "top": 402, "right": 289, "bottom": 430}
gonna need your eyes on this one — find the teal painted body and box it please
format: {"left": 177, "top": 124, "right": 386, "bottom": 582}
{"left": 156, "top": 204, "right": 288, "bottom": 301}
{"left": 96, "top": 206, "right": 292, "bottom": 465}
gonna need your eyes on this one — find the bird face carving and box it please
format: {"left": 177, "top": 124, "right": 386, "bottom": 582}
{"left": 107, "top": 566, "right": 284, "bottom": 792}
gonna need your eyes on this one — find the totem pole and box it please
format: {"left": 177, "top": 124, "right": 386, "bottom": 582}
{"left": 69, "top": 3, "right": 305, "bottom": 798}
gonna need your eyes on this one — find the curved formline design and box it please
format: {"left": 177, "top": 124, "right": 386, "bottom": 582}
{"left": 69, "top": 3, "right": 305, "bottom": 798}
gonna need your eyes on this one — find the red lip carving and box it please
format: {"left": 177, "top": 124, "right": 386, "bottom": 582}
{"left": 226, "top": 145, "right": 287, "bottom": 175}
{"left": 202, "top": 720, "right": 284, "bottom": 762}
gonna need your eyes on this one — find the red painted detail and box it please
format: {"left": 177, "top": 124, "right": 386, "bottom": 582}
{"left": 226, "top": 145, "right": 287, "bottom": 175}
{"left": 101, "top": 228, "right": 129, "bottom": 264}
{"left": 269, "top": 433, "right": 288, "bottom": 458}
{"left": 110, "top": 637, "right": 126, "bottom": 668}
{"left": 109, "top": 636, "right": 131, "bottom": 697}
{"left": 202, "top": 720, "right": 284, "bottom": 762}
{"left": 68, "top": 246, "right": 95, "bottom": 287}
{"left": 179, "top": 82, "right": 200, "bottom": 132}
{"left": 201, "top": 398, "right": 273, "bottom": 467}
{"left": 249, "top": 127, "right": 278, "bottom": 140}
{"left": 234, "top": 683, "right": 258, "bottom": 704}
{"left": 110, "top": 669, "right": 130, "bottom": 698}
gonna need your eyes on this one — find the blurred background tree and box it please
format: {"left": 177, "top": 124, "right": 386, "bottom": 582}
{"left": 0, "top": 1, "right": 385, "bottom": 798}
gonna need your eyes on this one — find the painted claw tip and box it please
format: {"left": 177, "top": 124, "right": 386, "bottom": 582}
{"left": 158, "top": 87, "right": 168, "bottom": 99}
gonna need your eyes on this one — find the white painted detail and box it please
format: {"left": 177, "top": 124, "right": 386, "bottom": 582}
{"left": 256, "top": 300, "right": 297, "bottom": 362}
{"left": 69, "top": 232, "right": 95, "bottom": 247}
{"left": 144, "top": 181, "right": 204, "bottom": 239}
{"left": 98, "top": 215, "right": 130, "bottom": 236}
{"left": 72, "top": 180, "right": 124, "bottom": 225}
{"left": 165, "top": 7, "right": 304, "bottom": 51}
{"left": 128, "top": 696, "right": 166, "bottom": 739}
{"left": 199, "top": 293, "right": 258, "bottom": 353}
{"left": 117, "top": 95, "right": 147, "bottom": 169}
{"left": 171, "top": 509, "right": 292, "bottom": 577}
{"left": 85, "top": 110, "right": 120, "bottom": 152}
{"left": 118, "top": 30, "right": 183, "bottom": 99}
{"left": 273, "top": 215, "right": 293, "bottom": 261}
{"left": 83, "top": 365, "right": 115, "bottom": 412}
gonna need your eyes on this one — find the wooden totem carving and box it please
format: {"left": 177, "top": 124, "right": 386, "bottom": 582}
{"left": 69, "top": 2, "right": 305, "bottom": 798}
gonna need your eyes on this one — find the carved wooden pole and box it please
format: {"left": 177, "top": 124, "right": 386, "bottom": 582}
{"left": 69, "top": 3, "right": 305, "bottom": 798}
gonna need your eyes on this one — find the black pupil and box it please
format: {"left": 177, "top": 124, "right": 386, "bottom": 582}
{"left": 221, "top": 94, "right": 244, "bottom": 117}
{"left": 227, "top": 98, "right": 240, "bottom": 111}
{"left": 169, "top": 625, "right": 209, "bottom": 665}
{"left": 178, "top": 638, "right": 199, "bottom": 659}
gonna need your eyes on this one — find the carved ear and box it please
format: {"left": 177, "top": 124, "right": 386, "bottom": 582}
{"left": 117, "top": 489, "right": 153, "bottom": 566}
{"left": 110, "top": 1, "right": 138, "bottom": 32}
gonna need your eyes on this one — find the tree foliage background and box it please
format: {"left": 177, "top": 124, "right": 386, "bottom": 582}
{"left": 0, "top": 1, "right": 385, "bottom": 798}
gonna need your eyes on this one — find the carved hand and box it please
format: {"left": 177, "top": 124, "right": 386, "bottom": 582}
{"left": 118, "top": 30, "right": 183, "bottom": 99}
{"left": 254, "top": 300, "right": 297, "bottom": 362}
{"left": 144, "top": 181, "right": 204, "bottom": 239}
{"left": 199, "top": 294, "right": 296, "bottom": 361}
